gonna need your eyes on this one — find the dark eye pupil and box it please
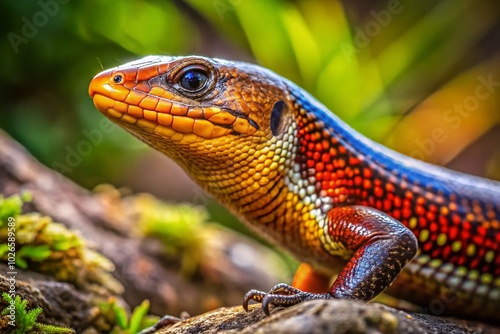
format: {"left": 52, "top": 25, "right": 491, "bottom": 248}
{"left": 180, "top": 70, "right": 208, "bottom": 91}
{"left": 113, "top": 75, "right": 123, "bottom": 83}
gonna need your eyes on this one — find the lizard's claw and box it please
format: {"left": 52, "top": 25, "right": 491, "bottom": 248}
{"left": 137, "top": 315, "right": 180, "bottom": 334}
{"left": 243, "top": 289, "right": 267, "bottom": 311}
{"left": 243, "top": 283, "right": 332, "bottom": 315}
{"left": 138, "top": 312, "right": 190, "bottom": 334}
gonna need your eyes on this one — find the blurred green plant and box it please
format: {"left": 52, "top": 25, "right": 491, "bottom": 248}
{"left": 97, "top": 298, "right": 158, "bottom": 334}
{"left": 0, "top": 192, "right": 31, "bottom": 223}
{"left": 135, "top": 193, "right": 216, "bottom": 278}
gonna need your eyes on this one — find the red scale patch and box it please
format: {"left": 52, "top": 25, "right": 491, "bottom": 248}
{"left": 374, "top": 186, "right": 384, "bottom": 198}
{"left": 449, "top": 226, "right": 459, "bottom": 239}
{"left": 426, "top": 211, "right": 436, "bottom": 222}
{"left": 472, "top": 235, "right": 484, "bottom": 245}
{"left": 476, "top": 226, "right": 487, "bottom": 236}
{"left": 431, "top": 248, "right": 441, "bottom": 259}
{"left": 354, "top": 176, "right": 362, "bottom": 186}
{"left": 440, "top": 222, "right": 448, "bottom": 234}
{"left": 439, "top": 215, "right": 449, "bottom": 227}
{"left": 363, "top": 168, "right": 372, "bottom": 178}
{"left": 452, "top": 214, "right": 461, "bottom": 225}
{"left": 469, "top": 258, "right": 480, "bottom": 269}
{"left": 402, "top": 208, "right": 412, "bottom": 219}
{"left": 415, "top": 205, "right": 425, "bottom": 216}
{"left": 422, "top": 242, "right": 433, "bottom": 252}
{"left": 442, "top": 246, "right": 451, "bottom": 259}
{"left": 322, "top": 153, "right": 331, "bottom": 163}
{"left": 419, "top": 216, "right": 428, "bottom": 228}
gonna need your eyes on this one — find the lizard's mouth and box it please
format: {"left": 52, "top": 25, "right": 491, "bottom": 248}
{"left": 89, "top": 67, "right": 259, "bottom": 140}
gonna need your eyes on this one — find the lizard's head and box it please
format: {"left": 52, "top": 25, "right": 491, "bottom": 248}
{"left": 89, "top": 56, "right": 297, "bottom": 175}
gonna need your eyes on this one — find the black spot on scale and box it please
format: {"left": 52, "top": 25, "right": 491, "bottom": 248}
{"left": 270, "top": 100, "right": 286, "bottom": 136}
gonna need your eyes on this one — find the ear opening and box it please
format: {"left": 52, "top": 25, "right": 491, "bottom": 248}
{"left": 270, "top": 100, "right": 290, "bottom": 136}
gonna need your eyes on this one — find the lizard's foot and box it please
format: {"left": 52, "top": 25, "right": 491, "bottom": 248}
{"left": 138, "top": 312, "right": 190, "bottom": 334}
{"left": 242, "top": 283, "right": 333, "bottom": 315}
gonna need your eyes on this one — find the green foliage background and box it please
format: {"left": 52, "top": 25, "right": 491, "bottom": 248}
{"left": 0, "top": 0, "right": 499, "bottom": 213}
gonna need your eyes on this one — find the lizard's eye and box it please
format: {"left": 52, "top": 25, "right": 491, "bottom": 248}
{"left": 113, "top": 73, "right": 123, "bottom": 84}
{"left": 171, "top": 60, "right": 216, "bottom": 98}
{"left": 179, "top": 68, "right": 209, "bottom": 92}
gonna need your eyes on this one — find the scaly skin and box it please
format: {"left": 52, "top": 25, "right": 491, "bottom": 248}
{"left": 89, "top": 56, "right": 500, "bottom": 322}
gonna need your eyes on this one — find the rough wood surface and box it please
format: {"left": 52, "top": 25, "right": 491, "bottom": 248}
{"left": 0, "top": 266, "right": 98, "bottom": 332}
{"left": 154, "top": 300, "right": 499, "bottom": 334}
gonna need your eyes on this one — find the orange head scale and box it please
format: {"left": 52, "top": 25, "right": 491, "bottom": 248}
{"left": 89, "top": 56, "right": 298, "bottom": 203}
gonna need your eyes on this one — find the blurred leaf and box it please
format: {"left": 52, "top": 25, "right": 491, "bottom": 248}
{"left": 385, "top": 57, "right": 500, "bottom": 165}
{"left": 233, "top": 0, "right": 300, "bottom": 82}
{"left": 79, "top": 0, "right": 193, "bottom": 55}
{"left": 0, "top": 194, "right": 25, "bottom": 224}
{"left": 112, "top": 302, "right": 129, "bottom": 330}
{"left": 129, "top": 299, "right": 150, "bottom": 333}
{"left": 279, "top": 4, "right": 320, "bottom": 87}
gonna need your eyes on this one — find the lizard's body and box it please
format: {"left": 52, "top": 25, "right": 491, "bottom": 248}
{"left": 89, "top": 56, "right": 500, "bottom": 322}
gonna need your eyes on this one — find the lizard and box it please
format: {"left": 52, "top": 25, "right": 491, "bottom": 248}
{"left": 88, "top": 55, "right": 500, "bottom": 322}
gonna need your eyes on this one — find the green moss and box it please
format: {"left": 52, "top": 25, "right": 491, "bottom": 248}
{"left": 1, "top": 293, "right": 74, "bottom": 334}
{"left": 0, "top": 193, "right": 122, "bottom": 294}
{"left": 0, "top": 193, "right": 30, "bottom": 226}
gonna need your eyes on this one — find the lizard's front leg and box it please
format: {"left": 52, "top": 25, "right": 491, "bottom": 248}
{"left": 243, "top": 205, "right": 418, "bottom": 314}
